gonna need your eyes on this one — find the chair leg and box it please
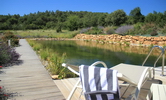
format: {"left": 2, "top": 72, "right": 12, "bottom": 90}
{"left": 67, "top": 79, "right": 81, "bottom": 100}
{"left": 79, "top": 90, "right": 83, "bottom": 100}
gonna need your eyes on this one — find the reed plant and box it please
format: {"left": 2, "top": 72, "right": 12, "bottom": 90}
{"left": 27, "top": 39, "right": 77, "bottom": 79}
{"left": 46, "top": 53, "right": 76, "bottom": 79}
{"left": 40, "top": 48, "right": 49, "bottom": 60}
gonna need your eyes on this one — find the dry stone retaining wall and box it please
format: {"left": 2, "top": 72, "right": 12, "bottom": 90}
{"left": 74, "top": 34, "right": 166, "bottom": 46}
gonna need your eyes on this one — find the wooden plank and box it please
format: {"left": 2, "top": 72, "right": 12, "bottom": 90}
{"left": 62, "top": 79, "right": 75, "bottom": 90}
{"left": 67, "top": 78, "right": 83, "bottom": 92}
{"left": 67, "top": 78, "right": 84, "bottom": 100}
{"left": 62, "top": 79, "right": 79, "bottom": 100}
{"left": 67, "top": 78, "right": 79, "bottom": 85}
{"left": 152, "top": 84, "right": 160, "bottom": 100}
{"left": 10, "top": 92, "right": 63, "bottom": 100}
{"left": 158, "top": 85, "right": 166, "bottom": 100}
{"left": 54, "top": 78, "right": 85, "bottom": 100}
{"left": 65, "top": 78, "right": 84, "bottom": 99}
{"left": 54, "top": 80, "right": 70, "bottom": 99}
{"left": 151, "top": 84, "right": 166, "bottom": 100}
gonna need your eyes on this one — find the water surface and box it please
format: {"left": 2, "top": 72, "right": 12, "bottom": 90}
{"left": 38, "top": 40, "right": 164, "bottom": 68}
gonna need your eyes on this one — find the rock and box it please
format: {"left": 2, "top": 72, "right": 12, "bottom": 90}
{"left": 158, "top": 42, "right": 165, "bottom": 46}
{"left": 51, "top": 75, "right": 59, "bottom": 79}
{"left": 73, "top": 34, "right": 166, "bottom": 46}
{"left": 143, "top": 41, "right": 151, "bottom": 45}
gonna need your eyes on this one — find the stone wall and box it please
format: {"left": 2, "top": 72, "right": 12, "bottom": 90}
{"left": 74, "top": 34, "right": 166, "bottom": 46}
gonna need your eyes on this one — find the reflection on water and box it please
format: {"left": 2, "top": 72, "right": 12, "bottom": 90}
{"left": 37, "top": 40, "right": 164, "bottom": 68}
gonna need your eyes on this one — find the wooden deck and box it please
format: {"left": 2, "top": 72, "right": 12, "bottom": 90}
{"left": 54, "top": 78, "right": 84, "bottom": 100}
{"left": 54, "top": 78, "right": 156, "bottom": 100}
{"left": 0, "top": 39, "right": 64, "bottom": 100}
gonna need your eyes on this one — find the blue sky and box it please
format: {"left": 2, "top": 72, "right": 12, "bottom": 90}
{"left": 1, "top": 0, "right": 166, "bottom": 16}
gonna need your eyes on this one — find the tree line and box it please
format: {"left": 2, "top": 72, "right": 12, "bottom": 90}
{"left": 0, "top": 7, "right": 166, "bottom": 31}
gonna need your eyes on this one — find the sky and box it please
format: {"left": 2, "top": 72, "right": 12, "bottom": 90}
{"left": 1, "top": 0, "right": 166, "bottom": 16}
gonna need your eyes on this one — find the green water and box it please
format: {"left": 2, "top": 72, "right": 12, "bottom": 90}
{"left": 37, "top": 40, "right": 163, "bottom": 68}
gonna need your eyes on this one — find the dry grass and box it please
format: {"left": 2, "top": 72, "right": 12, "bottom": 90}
{"left": 4, "top": 30, "right": 79, "bottom": 38}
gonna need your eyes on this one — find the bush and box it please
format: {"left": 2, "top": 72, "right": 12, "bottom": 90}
{"left": 85, "top": 27, "right": 103, "bottom": 35}
{"left": 80, "top": 28, "right": 90, "bottom": 33}
{"left": 126, "top": 23, "right": 161, "bottom": 36}
{"left": 103, "top": 26, "right": 115, "bottom": 35}
{"left": 1, "top": 32, "right": 19, "bottom": 46}
{"left": 56, "top": 24, "right": 62, "bottom": 33}
{"left": 160, "top": 25, "right": 166, "bottom": 35}
{"left": 0, "top": 43, "right": 20, "bottom": 65}
{"left": 115, "top": 25, "right": 133, "bottom": 35}
{"left": 150, "top": 30, "right": 158, "bottom": 36}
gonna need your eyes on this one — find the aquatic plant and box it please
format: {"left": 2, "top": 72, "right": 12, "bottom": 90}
{"left": 28, "top": 40, "right": 77, "bottom": 79}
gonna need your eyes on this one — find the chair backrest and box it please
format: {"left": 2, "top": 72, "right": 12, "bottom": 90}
{"left": 79, "top": 65, "right": 120, "bottom": 100}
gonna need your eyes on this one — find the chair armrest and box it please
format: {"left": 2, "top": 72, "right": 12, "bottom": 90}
{"left": 62, "top": 61, "right": 107, "bottom": 76}
{"left": 62, "top": 63, "right": 80, "bottom": 76}
{"left": 90, "top": 61, "right": 108, "bottom": 68}
{"left": 117, "top": 73, "right": 137, "bottom": 86}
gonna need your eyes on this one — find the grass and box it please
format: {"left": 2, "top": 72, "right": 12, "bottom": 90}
{"left": 2, "top": 30, "right": 79, "bottom": 38}
{"left": 27, "top": 39, "right": 77, "bottom": 79}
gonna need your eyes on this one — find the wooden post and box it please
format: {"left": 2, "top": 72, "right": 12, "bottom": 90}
{"left": 8, "top": 40, "right": 11, "bottom": 46}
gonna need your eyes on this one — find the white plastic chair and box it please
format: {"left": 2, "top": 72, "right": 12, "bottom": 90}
{"left": 111, "top": 63, "right": 153, "bottom": 99}
{"left": 62, "top": 61, "right": 153, "bottom": 100}
{"left": 62, "top": 61, "right": 107, "bottom": 100}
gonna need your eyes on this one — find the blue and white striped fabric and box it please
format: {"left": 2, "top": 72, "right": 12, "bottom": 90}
{"left": 79, "top": 65, "right": 120, "bottom": 100}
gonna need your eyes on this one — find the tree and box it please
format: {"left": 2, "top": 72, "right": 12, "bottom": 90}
{"left": 0, "top": 22, "right": 10, "bottom": 30}
{"left": 105, "top": 13, "right": 113, "bottom": 26}
{"left": 46, "top": 21, "right": 56, "bottom": 29}
{"left": 164, "top": 11, "right": 166, "bottom": 16}
{"left": 145, "top": 13, "right": 156, "bottom": 23}
{"left": 128, "top": 7, "right": 145, "bottom": 24}
{"left": 8, "top": 18, "right": 18, "bottom": 24}
{"left": 98, "top": 14, "right": 107, "bottom": 26}
{"left": 110, "top": 10, "right": 127, "bottom": 26}
{"left": 66, "top": 15, "right": 79, "bottom": 31}
{"left": 56, "top": 22, "right": 62, "bottom": 33}
{"left": 156, "top": 12, "right": 165, "bottom": 27}
{"left": 0, "top": 9, "right": 166, "bottom": 30}
{"left": 145, "top": 12, "right": 166, "bottom": 27}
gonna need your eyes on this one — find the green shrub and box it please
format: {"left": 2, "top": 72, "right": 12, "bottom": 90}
{"left": 40, "top": 49, "right": 49, "bottom": 60}
{"left": 85, "top": 27, "right": 103, "bottom": 35}
{"left": 134, "top": 23, "right": 143, "bottom": 30}
{"left": 127, "top": 23, "right": 160, "bottom": 36}
{"left": 33, "top": 43, "right": 41, "bottom": 51}
{"left": 103, "top": 26, "right": 116, "bottom": 34}
{"left": 160, "top": 25, "right": 166, "bottom": 35}
{"left": 146, "top": 28, "right": 153, "bottom": 33}
{"left": 2, "top": 32, "right": 19, "bottom": 46}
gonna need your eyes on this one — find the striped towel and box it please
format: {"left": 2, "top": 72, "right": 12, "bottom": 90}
{"left": 79, "top": 65, "right": 120, "bottom": 100}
